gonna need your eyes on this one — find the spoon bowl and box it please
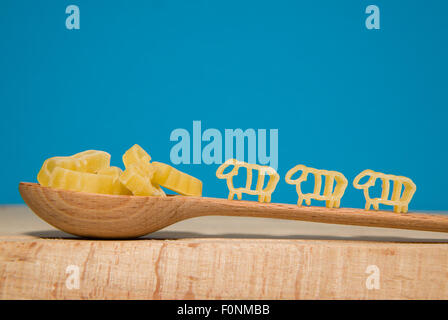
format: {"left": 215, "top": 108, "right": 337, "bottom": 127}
{"left": 19, "top": 182, "right": 448, "bottom": 238}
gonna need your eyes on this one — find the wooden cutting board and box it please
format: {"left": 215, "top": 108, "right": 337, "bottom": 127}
{"left": 1, "top": 206, "right": 448, "bottom": 299}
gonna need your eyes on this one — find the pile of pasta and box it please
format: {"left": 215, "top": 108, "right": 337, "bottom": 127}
{"left": 37, "top": 145, "right": 202, "bottom": 197}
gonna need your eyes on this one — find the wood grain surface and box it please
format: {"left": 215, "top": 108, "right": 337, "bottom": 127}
{"left": 1, "top": 236, "right": 448, "bottom": 299}
{"left": 1, "top": 206, "right": 448, "bottom": 299}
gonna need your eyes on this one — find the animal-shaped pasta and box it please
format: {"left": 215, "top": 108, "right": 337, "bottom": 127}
{"left": 285, "top": 165, "right": 348, "bottom": 208}
{"left": 353, "top": 169, "right": 416, "bottom": 213}
{"left": 216, "top": 159, "right": 279, "bottom": 203}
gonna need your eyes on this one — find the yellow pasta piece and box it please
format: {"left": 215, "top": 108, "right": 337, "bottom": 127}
{"left": 97, "top": 166, "right": 123, "bottom": 176}
{"left": 152, "top": 161, "right": 202, "bottom": 196}
{"left": 353, "top": 169, "right": 416, "bottom": 213}
{"left": 119, "top": 160, "right": 166, "bottom": 196}
{"left": 97, "top": 166, "right": 132, "bottom": 195}
{"left": 37, "top": 150, "right": 111, "bottom": 186}
{"left": 285, "top": 165, "right": 348, "bottom": 208}
{"left": 49, "top": 167, "right": 130, "bottom": 195}
{"left": 72, "top": 150, "right": 111, "bottom": 173}
{"left": 216, "top": 159, "right": 279, "bottom": 203}
{"left": 123, "top": 144, "right": 151, "bottom": 168}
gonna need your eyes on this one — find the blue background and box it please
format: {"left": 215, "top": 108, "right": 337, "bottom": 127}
{"left": 1, "top": 0, "right": 447, "bottom": 210}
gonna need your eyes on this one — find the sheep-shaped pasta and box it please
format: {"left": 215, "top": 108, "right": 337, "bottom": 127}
{"left": 353, "top": 169, "right": 416, "bottom": 213}
{"left": 216, "top": 159, "right": 279, "bottom": 203}
{"left": 285, "top": 164, "right": 348, "bottom": 208}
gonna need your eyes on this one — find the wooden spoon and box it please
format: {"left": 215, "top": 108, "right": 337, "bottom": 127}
{"left": 19, "top": 182, "right": 448, "bottom": 239}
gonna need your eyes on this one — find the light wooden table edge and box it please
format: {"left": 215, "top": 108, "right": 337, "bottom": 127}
{"left": 1, "top": 236, "right": 448, "bottom": 300}
{"left": 2, "top": 206, "right": 448, "bottom": 299}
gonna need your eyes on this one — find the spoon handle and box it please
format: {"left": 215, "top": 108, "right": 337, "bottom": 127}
{"left": 185, "top": 196, "right": 448, "bottom": 233}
